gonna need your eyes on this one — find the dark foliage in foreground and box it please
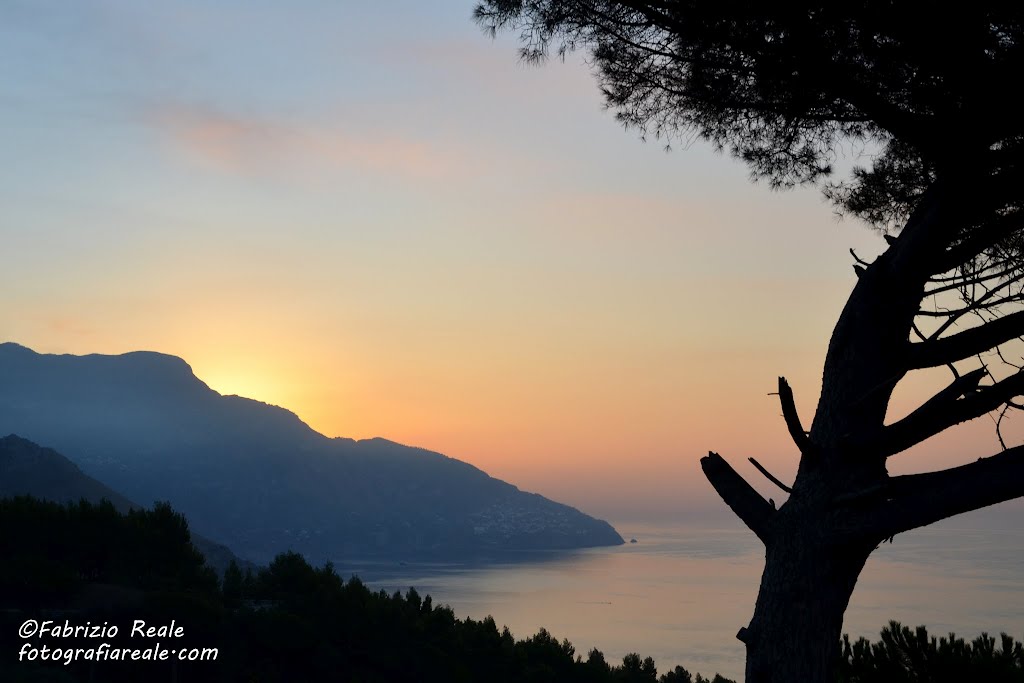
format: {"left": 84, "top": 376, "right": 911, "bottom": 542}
{"left": 3, "top": 496, "right": 1020, "bottom": 682}
{"left": 839, "top": 622, "right": 1024, "bottom": 683}
{"left": 0, "top": 495, "right": 218, "bottom": 606}
{"left": 0, "top": 496, "right": 727, "bottom": 682}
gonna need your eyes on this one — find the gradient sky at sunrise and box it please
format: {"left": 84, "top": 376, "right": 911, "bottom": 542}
{"left": 3, "top": 0, "right": 1018, "bottom": 522}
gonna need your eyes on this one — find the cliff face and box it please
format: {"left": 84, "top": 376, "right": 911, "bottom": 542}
{"left": 0, "top": 343, "right": 623, "bottom": 564}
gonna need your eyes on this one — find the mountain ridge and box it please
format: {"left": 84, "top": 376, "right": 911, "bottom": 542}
{"left": 0, "top": 342, "right": 623, "bottom": 564}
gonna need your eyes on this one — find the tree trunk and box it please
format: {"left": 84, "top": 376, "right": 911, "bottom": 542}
{"left": 699, "top": 188, "right": 1024, "bottom": 682}
{"left": 731, "top": 203, "right": 935, "bottom": 682}
{"left": 741, "top": 506, "right": 875, "bottom": 683}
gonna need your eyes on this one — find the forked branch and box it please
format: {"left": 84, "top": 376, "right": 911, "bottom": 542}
{"left": 876, "top": 367, "right": 1024, "bottom": 457}
{"left": 909, "top": 309, "right": 1024, "bottom": 368}
{"left": 869, "top": 445, "right": 1024, "bottom": 538}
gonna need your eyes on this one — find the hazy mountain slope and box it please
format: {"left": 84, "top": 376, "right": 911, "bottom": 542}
{"left": 0, "top": 343, "right": 623, "bottom": 564}
{"left": 0, "top": 433, "right": 248, "bottom": 574}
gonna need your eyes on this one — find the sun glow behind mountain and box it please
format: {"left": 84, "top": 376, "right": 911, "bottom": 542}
{"left": 3, "top": 1, "right": 1021, "bottom": 524}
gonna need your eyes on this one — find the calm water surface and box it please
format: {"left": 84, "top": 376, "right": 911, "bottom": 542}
{"left": 345, "top": 522, "right": 1024, "bottom": 682}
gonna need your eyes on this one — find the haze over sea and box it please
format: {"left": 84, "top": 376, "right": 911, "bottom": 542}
{"left": 348, "top": 518, "right": 1024, "bottom": 682}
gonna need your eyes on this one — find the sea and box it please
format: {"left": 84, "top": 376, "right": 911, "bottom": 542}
{"left": 338, "top": 521, "right": 1024, "bottom": 682}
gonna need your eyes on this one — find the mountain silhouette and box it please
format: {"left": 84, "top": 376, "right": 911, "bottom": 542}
{"left": 0, "top": 343, "right": 623, "bottom": 564}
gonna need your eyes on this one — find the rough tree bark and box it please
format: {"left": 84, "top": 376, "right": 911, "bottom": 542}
{"left": 702, "top": 181, "right": 1024, "bottom": 682}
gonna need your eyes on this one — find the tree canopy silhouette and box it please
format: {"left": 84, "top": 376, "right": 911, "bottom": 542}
{"left": 475, "top": 3, "right": 1024, "bottom": 682}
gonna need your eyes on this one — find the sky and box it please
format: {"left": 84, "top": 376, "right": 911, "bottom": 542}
{"left": 2, "top": 0, "right": 1019, "bottom": 523}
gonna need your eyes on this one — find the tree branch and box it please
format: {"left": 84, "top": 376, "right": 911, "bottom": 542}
{"left": 869, "top": 446, "right": 1024, "bottom": 538}
{"left": 748, "top": 457, "right": 793, "bottom": 494}
{"left": 930, "top": 208, "right": 1022, "bottom": 276}
{"left": 701, "top": 451, "right": 775, "bottom": 544}
{"left": 923, "top": 260, "right": 1020, "bottom": 297}
{"left": 921, "top": 270, "right": 1024, "bottom": 337}
{"left": 909, "top": 309, "right": 1024, "bottom": 369}
{"left": 874, "top": 367, "right": 1024, "bottom": 458}
{"left": 884, "top": 178, "right": 957, "bottom": 278}
{"left": 777, "top": 377, "right": 812, "bottom": 456}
